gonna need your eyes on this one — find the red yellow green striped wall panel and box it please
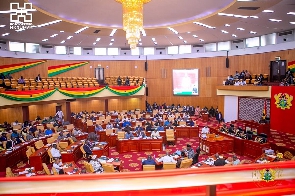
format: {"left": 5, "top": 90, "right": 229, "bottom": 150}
{"left": 0, "top": 89, "right": 56, "bottom": 101}
{"left": 107, "top": 85, "right": 143, "bottom": 96}
{"left": 58, "top": 87, "right": 105, "bottom": 98}
{"left": 48, "top": 62, "right": 89, "bottom": 77}
{"left": 0, "top": 60, "right": 46, "bottom": 75}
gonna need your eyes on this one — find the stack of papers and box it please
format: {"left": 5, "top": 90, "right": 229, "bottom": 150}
{"left": 107, "top": 158, "right": 114, "bottom": 162}
{"left": 93, "top": 147, "right": 100, "bottom": 150}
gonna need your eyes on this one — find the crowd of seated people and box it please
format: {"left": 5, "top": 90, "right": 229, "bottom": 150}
{"left": 280, "top": 68, "right": 294, "bottom": 86}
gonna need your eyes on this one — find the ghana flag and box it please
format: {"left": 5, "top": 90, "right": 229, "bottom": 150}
{"left": 0, "top": 89, "right": 56, "bottom": 101}
{"left": 0, "top": 60, "right": 45, "bottom": 75}
{"left": 48, "top": 62, "right": 89, "bottom": 77}
{"left": 58, "top": 87, "right": 105, "bottom": 98}
{"left": 288, "top": 60, "right": 295, "bottom": 72}
{"left": 107, "top": 85, "right": 143, "bottom": 96}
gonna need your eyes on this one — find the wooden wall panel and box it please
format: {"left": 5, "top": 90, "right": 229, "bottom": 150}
{"left": 28, "top": 103, "right": 58, "bottom": 120}
{"left": 0, "top": 107, "right": 23, "bottom": 124}
{"left": 70, "top": 99, "right": 105, "bottom": 113}
{"left": 108, "top": 98, "right": 142, "bottom": 111}
{"left": 1, "top": 48, "right": 295, "bottom": 119}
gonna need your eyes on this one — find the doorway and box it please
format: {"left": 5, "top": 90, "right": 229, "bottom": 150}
{"left": 270, "top": 60, "right": 287, "bottom": 82}
{"left": 95, "top": 68, "right": 105, "bottom": 85}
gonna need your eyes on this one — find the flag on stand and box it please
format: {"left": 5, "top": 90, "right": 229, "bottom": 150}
{"left": 262, "top": 99, "right": 267, "bottom": 119}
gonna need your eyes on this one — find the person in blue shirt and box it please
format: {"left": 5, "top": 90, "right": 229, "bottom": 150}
{"left": 45, "top": 128, "right": 53, "bottom": 135}
{"left": 125, "top": 130, "right": 134, "bottom": 139}
{"left": 163, "top": 120, "right": 170, "bottom": 127}
{"left": 134, "top": 125, "right": 143, "bottom": 135}
{"left": 11, "top": 130, "right": 19, "bottom": 139}
{"left": 157, "top": 125, "right": 164, "bottom": 131}
{"left": 95, "top": 124, "right": 103, "bottom": 132}
{"left": 188, "top": 119, "right": 195, "bottom": 126}
{"left": 142, "top": 155, "right": 156, "bottom": 165}
{"left": 123, "top": 120, "right": 131, "bottom": 127}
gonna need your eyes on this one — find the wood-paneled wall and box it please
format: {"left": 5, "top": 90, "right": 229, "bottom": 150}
{"left": 0, "top": 107, "right": 23, "bottom": 124}
{"left": 1, "top": 48, "right": 295, "bottom": 123}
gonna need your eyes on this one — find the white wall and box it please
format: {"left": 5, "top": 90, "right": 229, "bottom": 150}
{"left": 224, "top": 96, "right": 238, "bottom": 122}
{"left": 0, "top": 40, "right": 294, "bottom": 61}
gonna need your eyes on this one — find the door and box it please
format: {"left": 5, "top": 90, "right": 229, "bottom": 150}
{"left": 270, "top": 60, "right": 286, "bottom": 82}
{"left": 95, "top": 68, "right": 104, "bottom": 84}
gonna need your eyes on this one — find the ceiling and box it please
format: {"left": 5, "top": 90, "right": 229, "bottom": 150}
{"left": 0, "top": 0, "right": 294, "bottom": 48}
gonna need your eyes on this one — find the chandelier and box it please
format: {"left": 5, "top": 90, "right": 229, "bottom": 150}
{"left": 116, "top": 0, "right": 151, "bottom": 49}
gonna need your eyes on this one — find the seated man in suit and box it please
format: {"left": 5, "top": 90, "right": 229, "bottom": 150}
{"left": 219, "top": 124, "right": 228, "bottom": 133}
{"left": 125, "top": 130, "right": 134, "bottom": 139}
{"left": 192, "top": 146, "right": 201, "bottom": 165}
{"left": 134, "top": 125, "right": 143, "bottom": 135}
{"left": 142, "top": 155, "right": 156, "bottom": 165}
{"left": 50, "top": 143, "right": 61, "bottom": 159}
{"left": 228, "top": 124, "right": 235, "bottom": 135}
{"left": 83, "top": 140, "right": 93, "bottom": 158}
{"left": 137, "top": 129, "right": 146, "bottom": 139}
{"left": 158, "top": 152, "right": 177, "bottom": 163}
{"left": 214, "top": 153, "right": 226, "bottom": 166}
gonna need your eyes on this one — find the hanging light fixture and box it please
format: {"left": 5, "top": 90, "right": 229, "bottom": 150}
{"left": 116, "top": 0, "right": 151, "bottom": 49}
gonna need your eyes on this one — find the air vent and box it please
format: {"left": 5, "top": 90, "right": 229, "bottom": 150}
{"left": 193, "top": 45, "right": 203, "bottom": 47}
{"left": 278, "top": 30, "right": 293, "bottom": 36}
{"left": 156, "top": 48, "right": 165, "bottom": 50}
{"left": 233, "top": 39, "right": 244, "bottom": 44}
{"left": 41, "top": 45, "right": 53, "bottom": 48}
{"left": 83, "top": 48, "right": 93, "bottom": 50}
{"left": 238, "top": 7, "right": 260, "bottom": 10}
{"left": 0, "top": 40, "right": 6, "bottom": 44}
{"left": 121, "top": 48, "right": 130, "bottom": 51}
{"left": 93, "top": 30, "right": 100, "bottom": 34}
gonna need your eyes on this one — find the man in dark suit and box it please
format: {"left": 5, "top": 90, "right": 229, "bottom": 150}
{"left": 192, "top": 146, "right": 201, "bottom": 165}
{"left": 214, "top": 153, "right": 226, "bottom": 166}
{"left": 83, "top": 140, "right": 93, "bottom": 158}
{"left": 35, "top": 74, "right": 42, "bottom": 82}
{"left": 142, "top": 155, "right": 156, "bottom": 165}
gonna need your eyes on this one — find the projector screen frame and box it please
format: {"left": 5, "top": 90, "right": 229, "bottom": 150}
{"left": 172, "top": 69, "right": 199, "bottom": 96}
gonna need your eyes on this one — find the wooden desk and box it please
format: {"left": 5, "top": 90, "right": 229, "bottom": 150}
{"left": 107, "top": 134, "right": 117, "bottom": 147}
{"left": 175, "top": 126, "right": 199, "bottom": 138}
{"left": 202, "top": 113, "right": 209, "bottom": 122}
{"left": 116, "top": 139, "right": 163, "bottom": 154}
{"left": 63, "top": 162, "right": 81, "bottom": 174}
{"left": 76, "top": 133, "right": 88, "bottom": 141}
{"left": 200, "top": 137, "right": 234, "bottom": 156}
{"left": 92, "top": 143, "right": 109, "bottom": 157}
{"left": 211, "top": 128, "right": 245, "bottom": 156}
{"left": 61, "top": 141, "right": 83, "bottom": 163}
{"left": 243, "top": 140, "right": 270, "bottom": 159}
{"left": 97, "top": 131, "right": 107, "bottom": 142}
{"left": 29, "top": 148, "right": 49, "bottom": 171}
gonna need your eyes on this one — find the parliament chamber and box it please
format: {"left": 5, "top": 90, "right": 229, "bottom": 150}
{"left": 1, "top": 0, "right": 295, "bottom": 195}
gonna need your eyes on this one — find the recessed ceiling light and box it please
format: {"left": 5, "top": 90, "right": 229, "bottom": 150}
{"left": 50, "top": 34, "right": 58, "bottom": 38}
{"left": 193, "top": 35, "right": 198, "bottom": 38}
{"left": 60, "top": 40, "right": 65, "bottom": 44}
{"left": 232, "top": 34, "right": 237, "bottom": 37}
{"left": 225, "top": 24, "right": 230, "bottom": 27}
{"left": 183, "top": 40, "right": 187, "bottom": 43}
{"left": 199, "top": 39, "right": 204, "bottom": 42}
{"left": 250, "top": 31, "right": 257, "bottom": 34}
{"left": 93, "top": 42, "right": 96, "bottom": 45}
{"left": 75, "top": 26, "right": 89, "bottom": 34}
{"left": 67, "top": 36, "right": 73, "bottom": 40}
{"left": 139, "top": 43, "right": 142, "bottom": 45}
{"left": 250, "top": 16, "right": 259, "bottom": 18}
{"left": 111, "top": 39, "right": 114, "bottom": 42}
{"left": 15, "top": 28, "right": 25, "bottom": 32}
{"left": 0, "top": 25, "right": 5, "bottom": 28}
{"left": 60, "top": 31, "right": 64, "bottom": 33}
{"left": 152, "top": 38, "right": 156, "bottom": 41}
{"left": 221, "top": 30, "right": 229, "bottom": 34}
{"left": 287, "top": 12, "right": 295, "bottom": 15}
{"left": 290, "top": 22, "right": 295, "bottom": 24}
{"left": 269, "top": 19, "right": 282, "bottom": 22}
{"left": 110, "top": 29, "right": 117, "bottom": 36}
{"left": 154, "top": 42, "right": 157, "bottom": 45}
{"left": 237, "top": 0, "right": 256, "bottom": 1}
{"left": 218, "top": 13, "right": 233, "bottom": 17}
{"left": 141, "top": 29, "right": 146, "bottom": 36}
{"left": 178, "top": 36, "right": 183, "bottom": 40}
{"left": 109, "top": 43, "right": 113, "bottom": 46}
{"left": 234, "top": 14, "right": 248, "bottom": 18}
{"left": 42, "top": 39, "right": 48, "bottom": 42}
{"left": 263, "top": 10, "right": 274, "bottom": 13}
{"left": 187, "top": 32, "right": 191, "bottom": 34}
{"left": 168, "top": 27, "right": 179, "bottom": 34}
{"left": 237, "top": 28, "right": 245, "bottom": 31}
{"left": 193, "top": 22, "right": 215, "bottom": 29}
{"left": 96, "top": 38, "right": 101, "bottom": 42}
{"left": 37, "top": 20, "right": 62, "bottom": 28}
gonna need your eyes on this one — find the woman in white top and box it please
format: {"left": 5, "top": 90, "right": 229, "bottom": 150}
{"left": 53, "top": 158, "right": 64, "bottom": 174}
